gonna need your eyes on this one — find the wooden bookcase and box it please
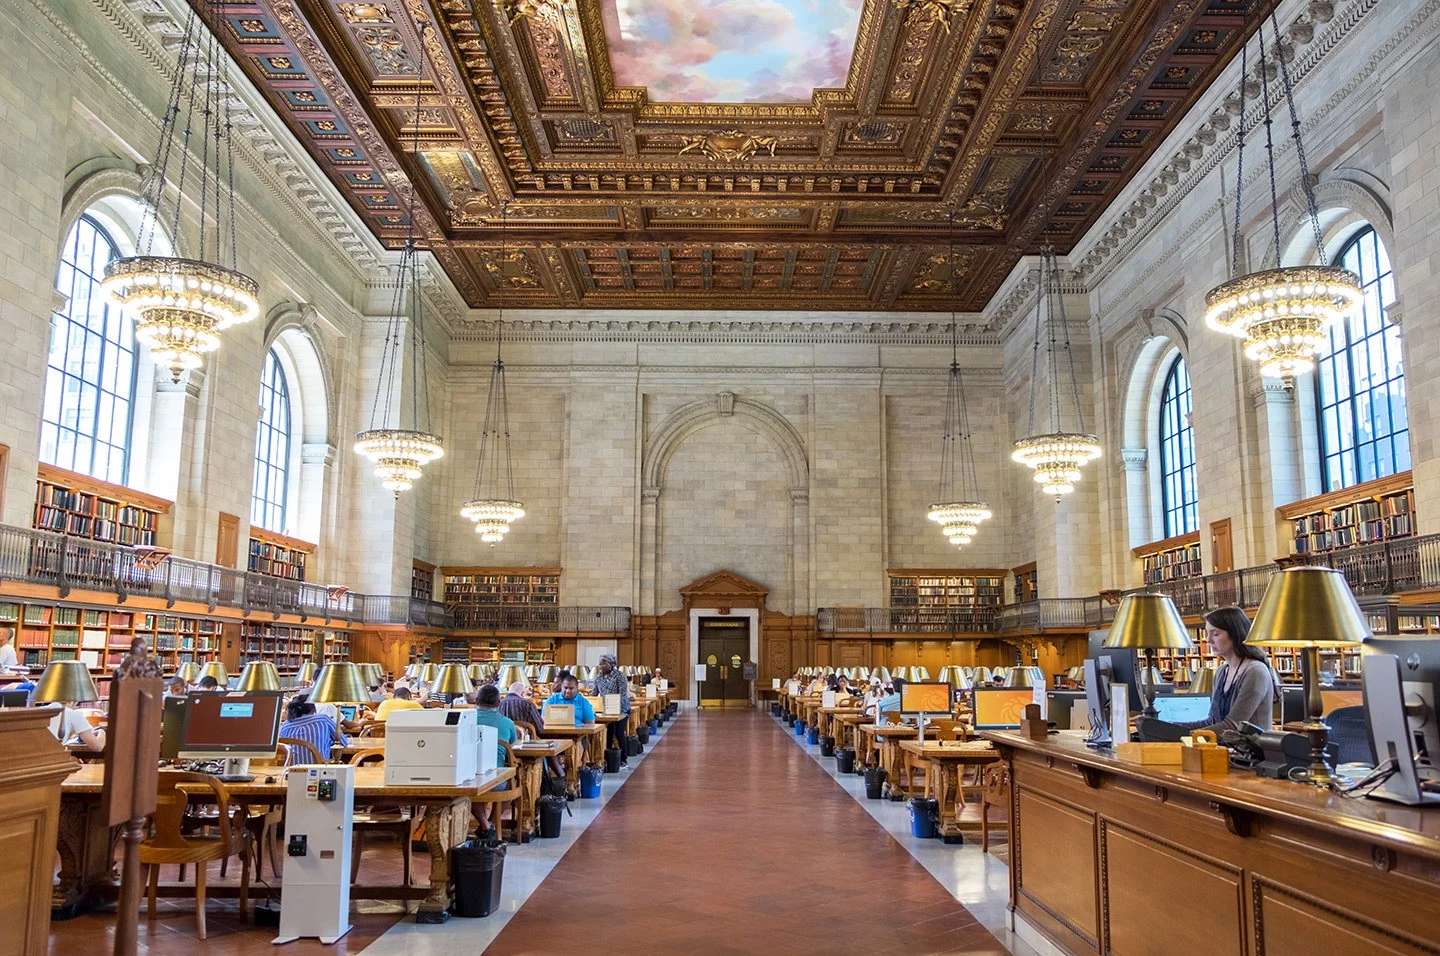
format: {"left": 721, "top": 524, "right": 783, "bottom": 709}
{"left": 1151, "top": 625, "right": 1212, "bottom": 682}
{"left": 1134, "top": 531, "right": 1203, "bottom": 586}
{"left": 440, "top": 637, "right": 554, "bottom": 665}
{"left": 442, "top": 567, "right": 560, "bottom": 630}
{"left": 237, "top": 622, "right": 348, "bottom": 674}
{"left": 1278, "top": 472, "right": 1415, "bottom": 556}
{"left": 411, "top": 560, "right": 436, "bottom": 601}
{"left": 888, "top": 570, "right": 1006, "bottom": 607}
{"left": 247, "top": 528, "right": 314, "bottom": 582}
{"left": 2, "top": 599, "right": 221, "bottom": 695}
{"left": 1013, "top": 562, "right": 1038, "bottom": 603}
{"left": 33, "top": 463, "right": 170, "bottom": 547}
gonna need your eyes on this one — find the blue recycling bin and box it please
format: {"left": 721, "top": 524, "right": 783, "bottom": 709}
{"left": 805, "top": 726, "right": 819, "bottom": 745}
{"left": 579, "top": 767, "right": 603, "bottom": 799}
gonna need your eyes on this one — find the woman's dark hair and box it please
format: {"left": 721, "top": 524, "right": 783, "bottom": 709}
{"left": 287, "top": 694, "right": 316, "bottom": 721}
{"left": 1204, "top": 606, "right": 1266, "bottom": 663}
{"left": 825, "top": 675, "right": 840, "bottom": 691}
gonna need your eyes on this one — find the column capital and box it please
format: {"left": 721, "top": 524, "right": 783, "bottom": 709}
{"left": 641, "top": 486, "right": 661, "bottom": 502}
{"left": 1249, "top": 378, "right": 1294, "bottom": 407}
{"left": 1120, "top": 447, "right": 1148, "bottom": 472}
{"left": 790, "top": 488, "right": 810, "bottom": 505}
{"left": 302, "top": 442, "right": 336, "bottom": 467}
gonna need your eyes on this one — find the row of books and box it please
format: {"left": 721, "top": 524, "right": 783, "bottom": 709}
{"left": 36, "top": 484, "right": 96, "bottom": 513}
{"left": 1142, "top": 544, "right": 1204, "bottom": 584}
{"left": 1294, "top": 514, "right": 1415, "bottom": 554}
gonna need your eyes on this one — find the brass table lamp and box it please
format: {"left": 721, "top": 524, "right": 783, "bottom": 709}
{"left": 1247, "top": 566, "right": 1368, "bottom": 789}
{"left": 199, "top": 660, "right": 229, "bottom": 687}
{"left": 419, "top": 663, "right": 439, "bottom": 685}
{"left": 32, "top": 659, "right": 101, "bottom": 704}
{"left": 236, "top": 660, "right": 282, "bottom": 692}
{"left": 176, "top": 661, "right": 201, "bottom": 684}
{"left": 433, "top": 663, "right": 473, "bottom": 698}
{"left": 295, "top": 661, "right": 318, "bottom": 686}
{"left": 1103, "top": 593, "right": 1194, "bottom": 718}
{"left": 1002, "top": 667, "right": 1036, "bottom": 689}
{"left": 308, "top": 662, "right": 372, "bottom": 705}
{"left": 466, "top": 663, "right": 487, "bottom": 682}
{"left": 496, "top": 664, "right": 526, "bottom": 689}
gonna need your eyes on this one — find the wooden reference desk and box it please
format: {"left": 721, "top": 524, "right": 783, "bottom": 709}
{"left": 897, "top": 740, "right": 1000, "bottom": 840}
{"left": 511, "top": 739, "right": 571, "bottom": 838}
{"left": 983, "top": 730, "right": 1440, "bottom": 956}
{"left": 856, "top": 724, "right": 919, "bottom": 797}
{"left": 539, "top": 718, "right": 622, "bottom": 792}
{"left": 57, "top": 763, "right": 514, "bottom": 920}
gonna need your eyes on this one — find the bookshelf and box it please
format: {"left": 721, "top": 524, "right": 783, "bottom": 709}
{"left": 33, "top": 463, "right": 170, "bottom": 547}
{"left": 1278, "top": 472, "right": 1415, "bottom": 556}
{"left": 1134, "top": 531, "right": 1203, "bottom": 586}
{"left": 1, "top": 599, "right": 221, "bottom": 693}
{"left": 411, "top": 560, "right": 436, "bottom": 601}
{"left": 887, "top": 569, "right": 1005, "bottom": 632}
{"left": 237, "top": 622, "right": 349, "bottom": 673}
{"left": 1150, "top": 624, "right": 1211, "bottom": 682}
{"left": 1013, "top": 563, "right": 1037, "bottom": 603}
{"left": 247, "top": 528, "right": 314, "bottom": 582}
{"left": 442, "top": 567, "right": 560, "bottom": 630}
{"left": 440, "top": 637, "right": 553, "bottom": 665}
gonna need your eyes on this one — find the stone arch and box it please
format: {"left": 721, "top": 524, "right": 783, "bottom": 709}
{"left": 58, "top": 162, "right": 177, "bottom": 261}
{"left": 1117, "top": 310, "right": 1192, "bottom": 548}
{"left": 639, "top": 393, "right": 810, "bottom": 616}
{"left": 1281, "top": 171, "right": 1395, "bottom": 268}
{"left": 264, "top": 301, "right": 337, "bottom": 443}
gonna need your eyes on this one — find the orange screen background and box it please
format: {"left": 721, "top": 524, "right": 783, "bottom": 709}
{"left": 973, "top": 690, "right": 1034, "bottom": 727}
{"left": 900, "top": 682, "right": 952, "bottom": 713}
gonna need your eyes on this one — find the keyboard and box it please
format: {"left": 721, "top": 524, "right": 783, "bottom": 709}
{"left": 216, "top": 774, "right": 256, "bottom": 783}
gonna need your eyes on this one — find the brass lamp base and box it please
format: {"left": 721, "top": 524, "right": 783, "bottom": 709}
{"left": 1301, "top": 718, "right": 1336, "bottom": 789}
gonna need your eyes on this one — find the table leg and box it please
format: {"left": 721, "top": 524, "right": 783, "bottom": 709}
{"left": 564, "top": 749, "right": 581, "bottom": 796}
{"left": 517, "top": 760, "right": 539, "bottom": 840}
{"left": 54, "top": 795, "right": 116, "bottom": 917}
{"left": 416, "top": 797, "right": 469, "bottom": 923}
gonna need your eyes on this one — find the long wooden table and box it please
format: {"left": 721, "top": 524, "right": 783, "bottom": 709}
{"left": 897, "top": 739, "right": 1000, "bottom": 840}
{"left": 537, "top": 715, "right": 624, "bottom": 793}
{"left": 984, "top": 730, "right": 1440, "bottom": 956}
{"left": 57, "top": 762, "right": 514, "bottom": 921}
{"left": 856, "top": 724, "right": 920, "bottom": 797}
{"left": 510, "top": 739, "right": 571, "bottom": 838}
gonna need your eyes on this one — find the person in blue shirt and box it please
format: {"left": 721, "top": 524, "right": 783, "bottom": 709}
{"left": 871, "top": 676, "right": 907, "bottom": 724}
{"left": 471, "top": 684, "right": 516, "bottom": 838}
{"left": 544, "top": 672, "right": 595, "bottom": 726}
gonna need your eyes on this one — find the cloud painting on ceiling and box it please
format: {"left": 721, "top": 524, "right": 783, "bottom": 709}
{"left": 598, "top": 0, "right": 862, "bottom": 103}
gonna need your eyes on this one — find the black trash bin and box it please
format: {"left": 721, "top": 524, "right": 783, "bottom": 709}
{"left": 836, "top": 747, "right": 856, "bottom": 774}
{"left": 864, "top": 767, "right": 887, "bottom": 800}
{"left": 604, "top": 747, "right": 622, "bottom": 774}
{"left": 452, "top": 840, "right": 507, "bottom": 917}
{"left": 819, "top": 735, "right": 835, "bottom": 757}
{"left": 637, "top": 724, "right": 650, "bottom": 745}
{"left": 625, "top": 735, "right": 643, "bottom": 757}
{"left": 771, "top": 702, "right": 781, "bottom": 717}
{"left": 537, "top": 795, "right": 565, "bottom": 839}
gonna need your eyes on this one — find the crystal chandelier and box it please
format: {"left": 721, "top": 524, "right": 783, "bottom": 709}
{"left": 461, "top": 202, "right": 525, "bottom": 544}
{"left": 1012, "top": 245, "right": 1101, "bottom": 501}
{"left": 99, "top": 1, "right": 259, "bottom": 381}
{"left": 1205, "top": 8, "right": 1361, "bottom": 382}
{"left": 354, "top": 27, "right": 443, "bottom": 494}
{"left": 928, "top": 206, "right": 990, "bottom": 547}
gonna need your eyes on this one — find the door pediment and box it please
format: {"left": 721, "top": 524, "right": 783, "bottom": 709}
{"left": 680, "top": 570, "right": 769, "bottom": 610}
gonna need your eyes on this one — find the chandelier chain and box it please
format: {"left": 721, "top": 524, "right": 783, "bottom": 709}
{"left": 1270, "top": 6, "right": 1327, "bottom": 264}
{"left": 1053, "top": 248, "right": 1084, "bottom": 434}
{"left": 1230, "top": 34, "right": 1248, "bottom": 278}
{"left": 1256, "top": 17, "right": 1283, "bottom": 268}
{"left": 137, "top": 10, "right": 193, "bottom": 256}
{"left": 1025, "top": 252, "right": 1043, "bottom": 437}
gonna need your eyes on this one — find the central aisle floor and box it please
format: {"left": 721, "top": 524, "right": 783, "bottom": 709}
{"left": 482, "top": 708, "right": 1008, "bottom": 956}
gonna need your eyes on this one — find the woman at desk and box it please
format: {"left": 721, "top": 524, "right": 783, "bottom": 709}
{"left": 1159, "top": 606, "right": 1276, "bottom": 734}
{"left": 38, "top": 700, "right": 104, "bottom": 752}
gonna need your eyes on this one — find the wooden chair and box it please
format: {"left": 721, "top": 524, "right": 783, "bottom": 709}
{"left": 142, "top": 771, "right": 244, "bottom": 940}
{"left": 358, "top": 720, "right": 386, "bottom": 738}
{"left": 346, "top": 750, "right": 416, "bottom": 885}
{"left": 513, "top": 720, "right": 538, "bottom": 741}
{"left": 279, "top": 736, "right": 327, "bottom": 765}
{"left": 980, "top": 763, "right": 1011, "bottom": 853}
{"left": 471, "top": 741, "right": 522, "bottom": 844}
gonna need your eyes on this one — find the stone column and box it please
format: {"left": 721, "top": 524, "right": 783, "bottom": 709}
{"left": 640, "top": 486, "right": 660, "bottom": 616}
{"left": 789, "top": 488, "right": 810, "bottom": 616}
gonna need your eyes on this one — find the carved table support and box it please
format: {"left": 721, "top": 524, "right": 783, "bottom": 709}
{"left": 416, "top": 797, "right": 470, "bottom": 923}
{"left": 54, "top": 794, "right": 118, "bottom": 916}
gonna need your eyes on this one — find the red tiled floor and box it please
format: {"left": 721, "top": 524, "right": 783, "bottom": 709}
{"left": 483, "top": 709, "right": 999, "bottom": 956}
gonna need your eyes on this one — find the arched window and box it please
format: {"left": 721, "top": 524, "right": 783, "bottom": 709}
{"left": 1158, "top": 355, "right": 1197, "bottom": 537}
{"left": 1315, "top": 226, "right": 1407, "bottom": 490}
{"left": 40, "top": 215, "right": 137, "bottom": 484}
{"left": 251, "top": 349, "right": 293, "bottom": 532}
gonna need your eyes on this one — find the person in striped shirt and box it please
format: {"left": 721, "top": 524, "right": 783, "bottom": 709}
{"left": 278, "top": 694, "right": 347, "bottom": 765}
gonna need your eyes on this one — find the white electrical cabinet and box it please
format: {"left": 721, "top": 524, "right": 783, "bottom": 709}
{"left": 273, "top": 763, "right": 354, "bottom": 945}
{"left": 385, "top": 709, "right": 478, "bottom": 785}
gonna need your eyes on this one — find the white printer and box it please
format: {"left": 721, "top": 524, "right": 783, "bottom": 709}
{"left": 475, "top": 723, "right": 498, "bottom": 776}
{"left": 384, "top": 709, "right": 478, "bottom": 786}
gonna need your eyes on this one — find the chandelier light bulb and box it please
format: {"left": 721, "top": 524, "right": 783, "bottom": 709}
{"left": 1011, "top": 433, "right": 1103, "bottom": 501}
{"left": 461, "top": 499, "right": 526, "bottom": 544}
{"left": 1206, "top": 266, "right": 1361, "bottom": 381}
{"left": 354, "top": 429, "right": 445, "bottom": 495}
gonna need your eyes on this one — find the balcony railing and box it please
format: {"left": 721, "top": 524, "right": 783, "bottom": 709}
{"left": 448, "top": 605, "right": 632, "bottom": 633}
{"left": 817, "top": 606, "right": 999, "bottom": 635}
{"left": 0, "top": 523, "right": 446, "bottom": 627}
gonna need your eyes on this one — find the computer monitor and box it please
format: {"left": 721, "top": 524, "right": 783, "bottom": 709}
{"left": 971, "top": 688, "right": 1034, "bottom": 730}
{"left": 338, "top": 704, "right": 359, "bottom": 723}
{"left": 178, "top": 691, "right": 282, "bottom": 777}
{"left": 900, "top": 682, "right": 952, "bottom": 716}
{"left": 159, "top": 696, "right": 190, "bottom": 760}
{"left": 1152, "top": 695, "right": 1212, "bottom": 724}
{"left": 1084, "top": 658, "right": 1112, "bottom": 747}
{"left": 1362, "top": 653, "right": 1440, "bottom": 805}
{"left": 0, "top": 689, "right": 30, "bottom": 708}
{"left": 1093, "top": 644, "right": 1175, "bottom": 713}
{"left": 1361, "top": 637, "right": 1440, "bottom": 771}
{"left": 1045, "top": 690, "right": 1086, "bottom": 729}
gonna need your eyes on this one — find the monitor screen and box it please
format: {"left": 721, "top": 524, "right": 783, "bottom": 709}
{"left": 179, "top": 691, "right": 282, "bottom": 757}
{"left": 900, "top": 682, "right": 952, "bottom": 715}
{"left": 1152, "top": 695, "right": 1212, "bottom": 724}
{"left": 0, "top": 689, "right": 30, "bottom": 708}
{"left": 973, "top": 689, "right": 1035, "bottom": 729}
{"left": 339, "top": 704, "right": 359, "bottom": 722}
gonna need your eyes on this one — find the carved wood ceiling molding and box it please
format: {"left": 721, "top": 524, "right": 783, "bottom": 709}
{"left": 197, "top": 0, "right": 1269, "bottom": 311}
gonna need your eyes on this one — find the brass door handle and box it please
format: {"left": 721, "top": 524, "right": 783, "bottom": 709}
{"left": 720, "top": 666, "right": 728, "bottom": 678}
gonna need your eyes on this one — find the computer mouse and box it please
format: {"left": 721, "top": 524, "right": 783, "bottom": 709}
{"left": 265, "top": 775, "right": 276, "bottom": 784}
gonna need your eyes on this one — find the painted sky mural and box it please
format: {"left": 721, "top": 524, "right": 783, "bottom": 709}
{"left": 598, "top": 0, "right": 864, "bottom": 103}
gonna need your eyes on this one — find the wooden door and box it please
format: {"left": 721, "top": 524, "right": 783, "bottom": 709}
{"left": 698, "top": 619, "right": 749, "bottom": 706}
{"left": 1210, "top": 518, "right": 1233, "bottom": 574}
{"left": 216, "top": 512, "right": 240, "bottom": 568}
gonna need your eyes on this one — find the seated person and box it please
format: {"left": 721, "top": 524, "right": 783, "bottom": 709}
{"left": 835, "top": 676, "right": 856, "bottom": 697}
{"left": 870, "top": 677, "right": 907, "bottom": 724}
{"left": 543, "top": 673, "right": 596, "bottom": 726}
{"left": 1139, "top": 607, "right": 1276, "bottom": 740}
{"left": 471, "top": 685, "right": 517, "bottom": 836}
{"left": 497, "top": 680, "right": 544, "bottom": 731}
{"left": 375, "top": 685, "right": 424, "bottom": 721}
{"left": 196, "top": 675, "right": 220, "bottom": 690}
{"left": 278, "top": 694, "right": 347, "bottom": 764}
{"left": 163, "top": 676, "right": 188, "bottom": 699}
{"left": 42, "top": 699, "right": 104, "bottom": 752}
{"left": 369, "top": 681, "right": 387, "bottom": 704}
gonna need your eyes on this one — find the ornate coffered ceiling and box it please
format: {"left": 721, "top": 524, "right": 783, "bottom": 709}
{"left": 202, "top": 0, "right": 1265, "bottom": 310}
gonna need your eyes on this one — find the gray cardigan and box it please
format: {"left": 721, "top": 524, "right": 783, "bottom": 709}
{"left": 1173, "top": 659, "right": 1276, "bottom": 733}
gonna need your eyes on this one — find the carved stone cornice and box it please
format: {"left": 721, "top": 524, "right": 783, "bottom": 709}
{"left": 451, "top": 318, "right": 1001, "bottom": 345}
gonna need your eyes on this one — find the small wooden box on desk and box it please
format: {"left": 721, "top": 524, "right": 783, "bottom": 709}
{"left": 982, "top": 730, "right": 1440, "bottom": 956}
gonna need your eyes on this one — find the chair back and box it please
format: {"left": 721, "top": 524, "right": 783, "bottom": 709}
{"left": 147, "top": 771, "right": 231, "bottom": 850}
{"left": 881, "top": 712, "right": 905, "bottom": 726}
{"left": 514, "top": 720, "right": 538, "bottom": 741}
{"left": 351, "top": 748, "right": 386, "bottom": 766}
{"left": 498, "top": 740, "right": 518, "bottom": 769}
{"left": 1326, "top": 706, "right": 1376, "bottom": 765}
{"left": 358, "top": 720, "right": 386, "bottom": 738}
{"left": 279, "top": 736, "right": 328, "bottom": 766}
{"left": 928, "top": 719, "right": 964, "bottom": 741}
